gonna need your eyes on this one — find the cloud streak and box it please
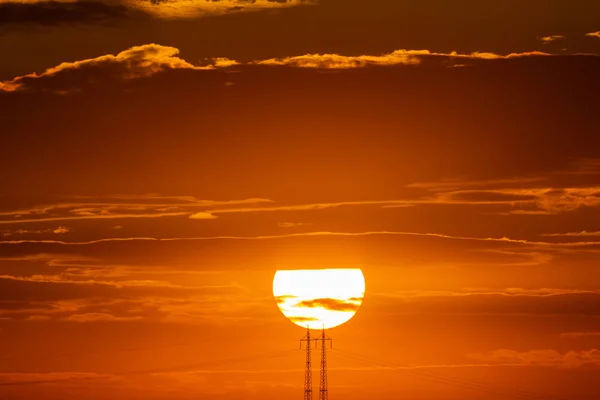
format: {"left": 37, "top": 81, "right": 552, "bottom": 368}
{"left": 540, "top": 35, "right": 565, "bottom": 43}
{"left": 2, "top": 44, "right": 592, "bottom": 93}
{"left": 586, "top": 31, "right": 600, "bottom": 39}
{"left": 469, "top": 349, "right": 600, "bottom": 368}
{"left": 0, "top": 196, "right": 271, "bottom": 225}
{"left": 1, "top": 230, "right": 599, "bottom": 248}
{"left": 543, "top": 231, "right": 600, "bottom": 237}
{"left": 254, "top": 50, "right": 552, "bottom": 69}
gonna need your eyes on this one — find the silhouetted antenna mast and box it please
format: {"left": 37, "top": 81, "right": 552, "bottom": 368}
{"left": 318, "top": 327, "right": 332, "bottom": 400}
{"left": 300, "top": 326, "right": 313, "bottom": 400}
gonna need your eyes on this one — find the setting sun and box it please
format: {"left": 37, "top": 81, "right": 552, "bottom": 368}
{"left": 273, "top": 269, "right": 366, "bottom": 330}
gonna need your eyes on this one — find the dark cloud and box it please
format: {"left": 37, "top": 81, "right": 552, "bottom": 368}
{"left": 0, "top": 0, "right": 308, "bottom": 29}
{"left": 0, "top": 1, "right": 141, "bottom": 28}
{"left": 289, "top": 316, "right": 318, "bottom": 323}
{"left": 295, "top": 298, "right": 361, "bottom": 312}
{"left": 0, "top": 276, "right": 252, "bottom": 324}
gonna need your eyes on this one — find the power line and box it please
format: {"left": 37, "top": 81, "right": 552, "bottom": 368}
{"left": 0, "top": 348, "right": 297, "bottom": 387}
{"left": 332, "top": 348, "right": 570, "bottom": 400}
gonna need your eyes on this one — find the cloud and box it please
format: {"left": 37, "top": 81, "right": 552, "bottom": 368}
{"left": 405, "top": 178, "right": 600, "bottom": 214}
{"left": 278, "top": 222, "right": 312, "bottom": 228}
{"left": 561, "top": 332, "right": 600, "bottom": 338}
{"left": 0, "top": 168, "right": 569, "bottom": 228}
{"left": 543, "top": 231, "right": 600, "bottom": 237}
{"left": 254, "top": 49, "right": 552, "bottom": 69}
{"left": 188, "top": 200, "right": 415, "bottom": 220}
{"left": 0, "top": 196, "right": 271, "bottom": 224}
{"left": 1, "top": 44, "right": 589, "bottom": 93}
{"left": 127, "top": 0, "right": 312, "bottom": 19}
{"left": 25, "top": 315, "right": 51, "bottom": 321}
{"left": 288, "top": 316, "right": 319, "bottom": 323}
{"left": 2, "top": 230, "right": 599, "bottom": 248}
{"left": 586, "top": 31, "right": 600, "bottom": 39}
{"left": 561, "top": 332, "right": 600, "bottom": 339}
{"left": 0, "top": 0, "right": 136, "bottom": 27}
{"left": 0, "top": 0, "right": 311, "bottom": 26}
{"left": 0, "top": 44, "right": 220, "bottom": 92}
{"left": 371, "top": 290, "right": 600, "bottom": 317}
{"left": 188, "top": 212, "right": 218, "bottom": 220}
{"left": 540, "top": 35, "right": 565, "bottom": 43}
{"left": 380, "top": 288, "right": 598, "bottom": 298}
{"left": 66, "top": 312, "right": 144, "bottom": 322}
{"left": 463, "top": 187, "right": 600, "bottom": 213}
{"left": 426, "top": 190, "right": 539, "bottom": 205}
{"left": 0, "top": 372, "right": 115, "bottom": 387}
{"left": 406, "top": 177, "right": 547, "bottom": 191}
{"left": 295, "top": 298, "right": 361, "bottom": 312}
{"left": 1, "top": 226, "right": 70, "bottom": 236}
{"left": 255, "top": 51, "right": 424, "bottom": 68}
{"left": 469, "top": 349, "right": 600, "bottom": 368}
{"left": 0, "top": 275, "right": 253, "bottom": 324}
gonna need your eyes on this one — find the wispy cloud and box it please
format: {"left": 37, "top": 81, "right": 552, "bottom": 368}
{"left": 66, "top": 313, "right": 144, "bottom": 322}
{"left": 2, "top": 230, "right": 599, "bottom": 249}
{"left": 539, "top": 35, "right": 565, "bottom": 43}
{"left": 561, "top": 332, "right": 600, "bottom": 339}
{"left": 377, "top": 288, "right": 600, "bottom": 298}
{"left": 0, "top": 195, "right": 270, "bottom": 225}
{"left": 2, "top": 226, "right": 70, "bottom": 236}
{"left": 543, "top": 231, "right": 600, "bottom": 237}
{"left": 189, "top": 200, "right": 414, "bottom": 220}
{"left": 254, "top": 50, "right": 552, "bottom": 69}
{"left": 278, "top": 222, "right": 312, "bottom": 228}
{"left": 404, "top": 184, "right": 600, "bottom": 215}
{"left": 469, "top": 348, "right": 600, "bottom": 368}
{"left": 586, "top": 31, "right": 600, "bottom": 39}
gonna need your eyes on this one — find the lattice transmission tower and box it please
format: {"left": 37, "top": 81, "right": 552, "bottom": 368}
{"left": 301, "top": 326, "right": 332, "bottom": 400}
{"left": 300, "top": 327, "right": 313, "bottom": 400}
{"left": 318, "top": 328, "right": 332, "bottom": 400}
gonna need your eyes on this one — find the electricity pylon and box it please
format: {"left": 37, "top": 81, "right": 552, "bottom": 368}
{"left": 300, "top": 327, "right": 313, "bottom": 400}
{"left": 318, "top": 327, "right": 332, "bottom": 400}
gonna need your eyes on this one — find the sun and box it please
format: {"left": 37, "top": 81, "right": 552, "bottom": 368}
{"left": 273, "top": 269, "right": 365, "bottom": 330}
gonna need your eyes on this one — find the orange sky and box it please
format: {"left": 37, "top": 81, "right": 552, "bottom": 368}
{"left": 1, "top": 1, "right": 600, "bottom": 399}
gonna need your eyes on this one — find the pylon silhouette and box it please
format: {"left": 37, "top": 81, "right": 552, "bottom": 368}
{"left": 318, "top": 327, "right": 332, "bottom": 400}
{"left": 300, "top": 327, "right": 313, "bottom": 400}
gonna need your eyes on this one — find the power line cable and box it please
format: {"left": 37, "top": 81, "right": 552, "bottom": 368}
{"left": 0, "top": 348, "right": 297, "bottom": 387}
{"left": 332, "top": 347, "right": 569, "bottom": 400}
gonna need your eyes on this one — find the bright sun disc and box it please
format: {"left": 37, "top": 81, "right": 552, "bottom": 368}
{"left": 273, "top": 269, "right": 365, "bottom": 330}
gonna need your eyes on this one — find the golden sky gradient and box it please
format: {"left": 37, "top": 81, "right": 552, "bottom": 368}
{"left": 1, "top": 1, "right": 600, "bottom": 399}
